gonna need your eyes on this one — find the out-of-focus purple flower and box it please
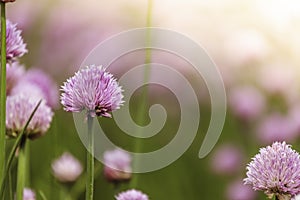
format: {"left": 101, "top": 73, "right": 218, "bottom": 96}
{"left": 259, "top": 64, "right": 296, "bottom": 97}
{"left": 211, "top": 144, "right": 244, "bottom": 175}
{"left": 51, "top": 152, "right": 83, "bottom": 182}
{"left": 115, "top": 189, "right": 149, "bottom": 200}
{"left": 23, "top": 188, "right": 35, "bottom": 200}
{"left": 20, "top": 69, "right": 59, "bottom": 109}
{"left": 288, "top": 104, "right": 300, "bottom": 134}
{"left": 3, "top": 20, "right": 27, "bottom": 61}
{"left": 6, "top": 61, "right": 25, "bottom": 95}
{"left": 61, "top": 65, "right": 124, "bottom": 118}
{"left": 6, "top": 94, "right": 53, "bottom": 139}
{"left": 229, "top": 86, "right": 266, "bottom": 121}
{"left": 226, "top": 180, "right": 256, "bottom": 200}
{"left": 257, "top": 113, "right": 298, "bottom": 144}
{"left": 244, "top": 142, "right": 300, "bottom": 199}
{"left": 11, "top": 81, "right": 45, "bottom": 102}
{"left": 103, "top": 148, "right": 131, "bottom": 183}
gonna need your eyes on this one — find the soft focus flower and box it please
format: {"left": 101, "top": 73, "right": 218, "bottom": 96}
{"left": 60, "top": 65, "right": 124, "bottom": 117}
{"left": 51, "top": 152, "right": 83, "bottom": 182}
{"left": 3, "top": 20, "right": 27, "bottom": 61}
{"left": 259, "top": 64, "right": 296, "bottom": 97}
{"left": 6, "top": 94, "right": 53, "bottom": 139}
{"left": 257, "top": 113, "right": 298, "bottom": 144}
{"left": 211, "top": 144, "right": 243, "bottom": 175}
{"left": 20, "top": 69, "right": 59, "bottom": 109}
{"left": 229, "top": 86, "right": 266, "bottom": 121}
{"left": 6, "top": 61, "right": 25, "bottom": 95}
{"left": 115, "top": 189, "right": 149, "bottom": 200}
{"left": 103, "top": 148, "right": 131, "bottom": 182}
{"left": 226, "top": 180, "right": 256, "bottom": 200}
{"left": 11, "top": 81, "right": 45, "bottom": 102}
{"left": 23, "top": 188, "right": 35, "bottom": 200}
{"left": 244, "top": 142, "right": 300, "bottom": 199}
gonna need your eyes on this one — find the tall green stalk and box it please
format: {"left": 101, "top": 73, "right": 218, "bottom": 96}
{"left": 130, "top": 0, "right": 153, "bottom": 188}
{"left": 85, "top": 115, "right": 94, "bottom": 200}
{"left": 0, "top": 2, "right": 6, "bottom": 185}
{"left": 16, "top": 136, "right": 28, "bottom": 200}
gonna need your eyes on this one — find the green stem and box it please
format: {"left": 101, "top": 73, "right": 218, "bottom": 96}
{"left": 130, "top": 0, "right": 153, "bottom": 188}
{"left": 70, "top": 163, "right": 102, "bottom": 199}
{"left": 16, "top": 137, "right": 28, "bottom": 200}
{"left": 0, "top": 100, "right": 42, "bottom": 199}
{"left": 0, "top": 1, "right": 6, "bottom": 190}
{"left": 85, "top": 115, "right": 94, "bottom": 200}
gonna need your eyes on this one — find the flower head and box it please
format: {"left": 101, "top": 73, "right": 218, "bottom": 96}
{"left": 3, "top": 20, "right": 27, "bottom": 61}
{"left": 226, "top": 180, "right": 256, "bottom": 200}
{"left": 257, "top": 113, "right": 298, "bottom": 144}
{"left": 244, "top": 142, "right": 300, "bottom": 199}
{"left": 21, "top": 69, "right": 59, "bottom": 109}
{"left": 211, "top": 144, "right": 243, "bottom": 175}
{"left": 11, "top": 81, "right": 45, "bottom": 102}
{"left": 115, "top": 189, "right": 149, "bottom": 200}
{"left": 6, "top": 61, "right": 25, "bottom": 95}
{"left": 52, "top": 152, "right": 83, "bottom": 182}
{"left": 61, "top": 65, "right": 123, "bottom": 117}
{"left": 6, "top": 94, "right": 53, "bottom": 139}
{"left": 23, "top": 188, "right": 35, "bottom": 200}
{"left": 229, "top": 86, "right": 265, "bottom": 121}
{"left": 103, "top": 148, "right": 132, "bottom": 182}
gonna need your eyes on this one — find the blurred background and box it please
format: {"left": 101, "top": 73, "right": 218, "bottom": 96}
{"left": 5, "top": 0, "right": 300, "bottom": 199}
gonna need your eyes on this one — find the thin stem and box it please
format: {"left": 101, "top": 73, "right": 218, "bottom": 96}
{"left": 85, "top": 115, "right": 94, "bottom": 200}
{"left": 0, "top": 1, "right": 6, "bottom": 189}
{"left": 16, "top": 136, "right": 28, "bottom": 200}
{"left": 130, "top": 0, "right": 153, "bottom": 188}
{"left": 70, "top": 163, "right": 102, "bottom": 199}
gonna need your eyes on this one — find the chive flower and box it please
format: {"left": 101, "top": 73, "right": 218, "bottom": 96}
{"left": 2, "top": 20, "right": 27, "bottom": 61}
{"left": 244, "top": 142, "right": 300, "bottom": 199}
{"left": 115, "top": 189, "right": 149, "bottom": 200}
{"left": 6, "top": 94, "right": 53, "bottom": 139}
{"left": 60, "top": 65, "right": 123, "bottom": 117}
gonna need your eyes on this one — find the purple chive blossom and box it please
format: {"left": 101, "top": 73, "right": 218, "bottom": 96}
{"left": 229, "top": 85, "right": 265, "bottom": 121}
{"left": 11, "top": 81, "right": 46, "bottom": 102}
{"left": 6, "top": 61, "right": 25, "bottom": 95}
{"left": 257, "top": 113, "right": 298, "bottom": 144}
{"left": 2, "top": 20, "right": 27, "bottom": 61}
{"left": 244, "top": 142, "right": 300, "bottom": 199}
{"left": 60, "top": 65, "right": 124, "bottom": 117}
{"left": 51, "top": 152, "right": 83, "bottom": 182}
{"left": 226, "top": 180, "right": 256, "bottom": 200}
{"left": 20, "top": 69, "right": 59, "bottom": 109}
{"left": 103, "top": 148, "right": 132, "bottom": 182}
{"left": 115, "top": 189, "right": 149, "bottom": 200}
{"left": 6, "top": 94, "right": 53, "bottom": 139}
{"left": 211, "top": 144, "right": 244, "bottom": 175}
{"left": 23, "top": 188, "right": 35, "bottom": 200}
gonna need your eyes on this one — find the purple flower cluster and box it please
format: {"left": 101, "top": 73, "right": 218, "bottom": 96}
{"left": 103, "top": 148, "right": 132, "bottom": 182}
{"left": 6, "top": 62, "right": 25, "bottom": 95}
{"left": 23, "top": 188, "right": 35, "bottom": 200}
{"left": 4, "top": 20, "right": 58, "bottom": 140}
{"left": 60, "top": 65, "right": 124, "bottom": 117}
{"left": 244, "top": 142, "right": 300, "bottom": 198}
{"left": 4, "top": 20, "right": 27, "bottom": 61}
{"left": 6, "top": 94, "right": 53, "bottom": 139}
{"left": 115, "top": 189, "right": 149, "bottom": 200}
{"left": 51, "top": 152, "right": 83, "bottom": 182}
